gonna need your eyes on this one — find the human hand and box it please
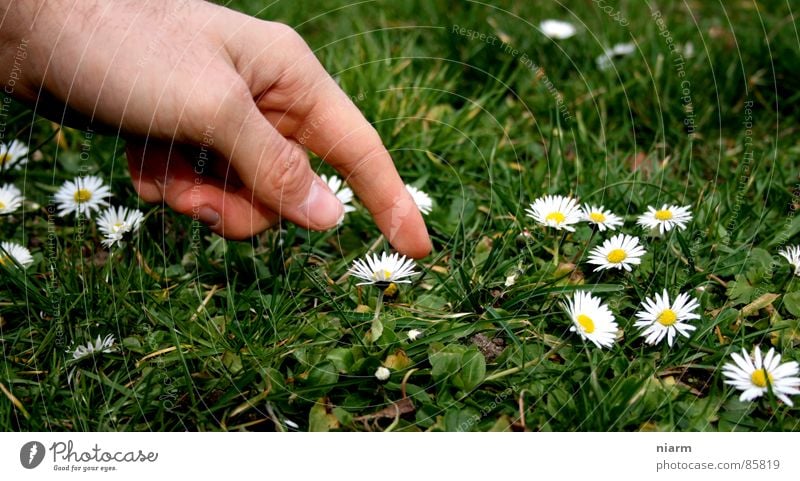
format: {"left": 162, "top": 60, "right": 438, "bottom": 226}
{"left": 0, "top": 0, "right": 431, "bottom": 258}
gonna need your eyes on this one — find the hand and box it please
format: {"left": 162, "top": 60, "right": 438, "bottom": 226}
{"left": 0, "top": 0, "right": 431, "bottom": 258}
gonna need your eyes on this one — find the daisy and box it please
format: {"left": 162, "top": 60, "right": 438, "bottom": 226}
{"left": 349, "top": 252, "right": 418, "bottom": 287}
{"left": 406, "top": 184, "right": 433, "bottom": 215}
{"left": 54, "top": 175, "right": 112, "bottom": 218}
{"left": 778, "top": 245, "right": 800, "bottom": 276}
{"left": 407, "top": 329, "right": 423, "bottom": 341}
{"left": 636, "top": 204, "right": 692, "bottom": 234}
{"left": 610, "top": 42, "right": 636, "bottom": 56}
{"left": 539, "top": 19, "right": 577, "bottom": 39}
{"left": 563, "top": 291, "right": 618, "bottom": 349}
{"left": 374, "top": 366, "right": 391, "bottom": 381}
{"left": 581, "top": 204, "right": 623, "bottom": 231}
{"left": 67, "top": 333, "right": 117, "bottom": 383}
{"left": 321, "top": 174, "right": 356, "bottom": 214}
{"left": 0, "top": 241, "right": 33, "bottom": 268}
{"left": 634, "top": 289, "right": 700, "bottom": 346}
{"left": 525, "top": 194, "right": 582, "bottom": 231}
{"left": 722, "top": 346, "right": 800, "bottom": 406}
{"left": 96, "top": 206, "right": 144, "bottom": 248}
{"left": 586, "top": 234, "right": 646, "bottom": 272}
{"left": 0, "top": 139, "right": 29, "bottom": 170}
{"left": 0, "top": 183, "right": 24, "bottom": 214}
{"left": 596, "top": 42, "right": 636, "bottom": 70}
{"left": 71, "top": 334, "right": 116, "bottom": 361}
{"left": 682, "top": 41, "right": 695, "bottom": 58}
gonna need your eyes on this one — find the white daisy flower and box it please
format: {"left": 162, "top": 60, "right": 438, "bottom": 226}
{"left": 586, "top": 234, "right": 646, "bottom": 272}
{"left": 71, "top": 334, "right": 117, "bottom": 361}
{"left": 778, "top": 245, "right": 800, "bottom": 277}
{"left": 595, "top": 54, "right": 613, "bottom": 71}
{"left": 349, "top": 252, "right": 418, "bottom": 286}
{"left": 722, "top": 346, "right": 800, "bottom": 406}
{"left": 539, "top": 19, "right": 577, "bottom": 39}
{"left": 0, "top": 183, "right": 24, "bottom": 214}
{"left": 0, "top": 241, "right": 33, "bottom": 268}
{"left": 636, "top": 204, "right": 692, "bottom": 234}
{"left": 681, "top": 41, "right": 695, "bottom": 58}
{"left": 54, "top": 175, "right": 112, "bottom": 218}
{"left": 0, "top": 139, "right": 29, "bottom": 170}
{"left": 563, "top": 291, "right": 618, "bottom": 349}
{"left": 525, "top": 194, "right": 582, "bottom": 231}
{"left": 407, "top": 329, "right": 423, "bottom": 341}
{"left": 321, "top": 174, "right": 356, "bottom": 214}
{"left": 374, "top": 366, "right": 391, "bottom": 381}
{"left": 96, "top": 206, "right": 144, "bottom": 248}
{"left": 595, "top": 42, "right": 636, "bottom": 70}
{"left": 406, "top": 184, "right": 433, "bottom": 215}
{"left": 611, "top": 42, "right": 636, "bottom": 56}
{"left": 581, "top": 204, "right": 623, "bottom": 231}
{"left": 633, "top": 289, "right": 700, "bottom": 347}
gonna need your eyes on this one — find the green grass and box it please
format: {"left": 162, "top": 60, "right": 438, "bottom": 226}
{"left": 2, "top": 0, "right": 800, "bottom": 431}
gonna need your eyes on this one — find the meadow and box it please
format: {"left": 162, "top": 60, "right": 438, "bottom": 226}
{"left": 1, "top": 0, "right": 799, "bottom": 431}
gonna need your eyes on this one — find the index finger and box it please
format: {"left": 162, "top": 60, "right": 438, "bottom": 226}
{"left": 297, "top": 73, "right": 432, "bottom": 259}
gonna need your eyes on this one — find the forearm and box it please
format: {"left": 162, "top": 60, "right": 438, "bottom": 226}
{"left": 0, "top": 1, "right": 46, "bottom": 100}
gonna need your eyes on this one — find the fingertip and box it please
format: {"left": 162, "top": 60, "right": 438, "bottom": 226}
{"left": 398, "top": 231, "right": 433, "bottom": 260}
{"left": 377, "top": 192, "right": 432, "bottom": 259}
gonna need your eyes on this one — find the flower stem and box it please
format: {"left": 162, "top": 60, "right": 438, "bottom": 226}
{"left": 373, "top": 289, "right": 385, "bottom": 322}
{"left": 553, "top": 236, "right": 560, "bottom": 267}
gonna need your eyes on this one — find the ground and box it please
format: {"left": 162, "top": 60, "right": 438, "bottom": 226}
{"left": 1, "top": 0, "right": 799, "bottom": 431}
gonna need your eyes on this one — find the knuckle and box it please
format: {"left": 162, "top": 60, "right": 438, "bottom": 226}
{"left": 268, "top": 22, "right": 307, "bottom": 51}
{"left": 264, "top": 142, "right": 311, "bottom": 201}
{"left": 340, "top": 138, "right": 385, "bottom": 180}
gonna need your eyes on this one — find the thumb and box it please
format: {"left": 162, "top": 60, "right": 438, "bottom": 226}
{"left": 213, "top": 93, "right": 344, "bottom": 230}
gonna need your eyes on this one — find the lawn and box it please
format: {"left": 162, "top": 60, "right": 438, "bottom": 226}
{"left": 2, "top": 0, "right": 799, "bottom": 431}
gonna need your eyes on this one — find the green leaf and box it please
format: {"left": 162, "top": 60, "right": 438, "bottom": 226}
{"left": 444, "top": 408, "right": 479, "bottom": 432}
{"left": 305, "top": 361, "right": 339, "bottom": 390}
{"left": 308, "top": 401, "right": 339, "bottom": 432}
{"left": 784, "top": 291, "right": 800, "bottom": 317}
{"left": 746, "top": 248, "right": 773, "bottom": 270}
{"left": 326, "top": 348, "right": 355, "bottom": 373}
{"left": 726, "top": 275, "right": 754, "bottom": 305}
{"left": 453, "top": 348, "right": 486, "bottom": 392}
{"left": 370, "top": 316, "right": 384, "bottom": 342}
{"left": 429, "top": 344, "right": 466, "bottom": 380}
{"left": 221, "top": 351, "right": 242, "bottom": 375}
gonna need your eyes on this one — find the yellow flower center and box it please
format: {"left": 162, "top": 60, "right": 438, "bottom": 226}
{"left": 112, "top": 222, "right": 125, "bottom": 233}
{"left": 74, "top": 189, "right": 92, "bottom": 203}
{"left": 0, "top": 255, "right": 7, "bottom": 266}
{"left": 545, "top": 211, "right": 566, "bottom": 224}
{"left": 750, "top": 368, "right": 773, "bottom": 388}
{"left": 606, "top": 248, "right": 627, "bottom": 263}
{"left": 0, "top": 153, "right": 10, "bottom": 166}
{"left": 654, "top": 209, "right": 673, "bottom": 221}
{"left": 656, "top": 309, "right": 677, "bottom": 326}
{"left": 0, "top": 201, "right": 5, "bottom": 210}
{"left": 589, "top": 212, "right": 606, "bottom": 223}
{"left": 577, "top": 314, "right": 595, "bottom": 334}
{"left": 373, "top": 269, "right": 392, "bottom": 281}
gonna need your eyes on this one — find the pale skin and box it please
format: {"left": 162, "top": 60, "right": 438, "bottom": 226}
{"left": 0, "top": 0, "right": 432, "bottom": 258}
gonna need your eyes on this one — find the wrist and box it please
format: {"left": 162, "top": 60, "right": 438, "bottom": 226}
{"left": 0, "top": 0, "right": 75, "bottom": 100}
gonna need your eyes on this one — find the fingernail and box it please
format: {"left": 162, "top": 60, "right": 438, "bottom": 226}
{"left": 302, "top": 177, "right": 344, "bottom": 229}
{"left": 198, "top": 206, "right": 220, "bottom": 228}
